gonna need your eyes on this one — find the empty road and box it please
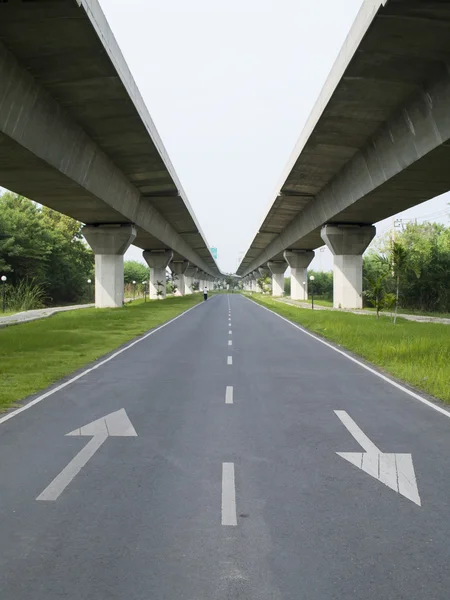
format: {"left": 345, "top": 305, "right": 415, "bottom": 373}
{"left": 1, "top": 294, "right": 450, "bottom": 599}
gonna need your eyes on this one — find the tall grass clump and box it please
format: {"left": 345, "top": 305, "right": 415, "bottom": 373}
{"left": 6, "top": 280, "right": 46, "bottom": 312}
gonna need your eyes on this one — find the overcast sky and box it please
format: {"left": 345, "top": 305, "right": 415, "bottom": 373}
{"left": 99, "top": 0, "right": 450, "bottom": 274}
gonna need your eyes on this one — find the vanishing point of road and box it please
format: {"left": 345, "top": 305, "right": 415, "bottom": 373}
{"left": 1, "top": 294, "right": 449, "bottom": 599}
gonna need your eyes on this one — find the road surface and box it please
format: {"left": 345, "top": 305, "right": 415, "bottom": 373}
{"left": 1, "top": 294, "right": 450, "bottom": 599}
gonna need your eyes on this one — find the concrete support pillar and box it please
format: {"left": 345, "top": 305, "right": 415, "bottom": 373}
{"left": 284, "top": 250, "right": 315, "bottom": 301}
{"left": 321, "top": 224, "right": 376, "bottom": 309}
{"left": 143, "top": 250, "right": 173, "bottom": 300}
{"left": 184, "top": 265, "right": 198, "bottom": 295}
{"left": 83, "top": 224, "right": 136, "bottom": 308}
{"left": 267, "top": 260, "right": 287, "bottom": 297}
{"left": 170, "top": 261, "right": 189, "bottom": 296}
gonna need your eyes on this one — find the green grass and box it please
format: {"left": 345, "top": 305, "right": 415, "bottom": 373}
{"left": 307, "top": 298, "right": 333, "bottom": 308}
{"left": 0, "top": 295, "right": 203, "bottom": 412}
{"left": 380, "top": 307, "right": 450, "bottom": 319}
{"left": 286, "top": 297, "right": 450, "bottom": 318}
{"left": 249, "top": 294, "right": 450, "bottom": 403}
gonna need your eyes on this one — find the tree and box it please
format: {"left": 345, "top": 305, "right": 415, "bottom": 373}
{"left": 124, "top": 260, "right": 149, "bottom": 285}
{"left": 222, "top": 274, "right": 239, "bottom": 291}
{"left": 257, "top": 275, "right": 271, "bottom": 294}
{"left": 390, "top": 241, "right": 407, "bottom": 324}
{"left": 166, "top": 272, "right": 178, "bottom": 295}
{"left": 363, "top": 255, "right": 395, "bottom": 319}
{"left": 40, "top": 207, "right": 94, "bottom": 304}
{"left": 0, "top": 192, "right": 94, "bottom": 305}
{"left": 0, "top": 193, "right": 53, "bottom": 282}
{"left": 307, "top": 270, "right": 333, "bottom": 299}
{"left": 362, "top": 222, "right": 450, "bottom": 315}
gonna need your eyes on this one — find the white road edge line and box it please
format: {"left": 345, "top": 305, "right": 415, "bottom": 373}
{"left": 0, "top": 301, "right": 205, "bottom": 426}
{"left": 227, "top": 356, "right": 233, "bottom": 365}
{"left": 225, "top": 386, "right": 233, "bottom": 404}
{"left": 244, "top": 296, "right": 450, "bottom": 419}
{"left": 222, "top": 462, "right": 237, "bottom": 525}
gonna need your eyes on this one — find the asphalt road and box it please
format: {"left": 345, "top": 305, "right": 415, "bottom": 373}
{"left": 1, "top": 294, "right": 450, "bottom": 599}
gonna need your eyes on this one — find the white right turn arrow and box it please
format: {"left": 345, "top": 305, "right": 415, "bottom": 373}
{"left": 335, "top": 410, "right": 421, "bottom": 506}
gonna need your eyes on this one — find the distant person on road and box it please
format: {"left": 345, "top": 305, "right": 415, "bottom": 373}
{"left": 203, "top": 286, "right": 208, "bottom": 301}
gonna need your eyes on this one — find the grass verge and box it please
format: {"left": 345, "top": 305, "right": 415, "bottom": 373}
{"left": 0, "top": 295, "right": 203, "bottom": 412}
{"left": 249, "top": 294, "right": 450, "bottom": 403}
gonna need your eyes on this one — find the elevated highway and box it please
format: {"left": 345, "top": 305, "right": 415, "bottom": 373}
{"left": 0, "top": 0, "right": 220, "bottom": 306}
{"left": 237, "top": 0, "right": 450, "bottom": 307}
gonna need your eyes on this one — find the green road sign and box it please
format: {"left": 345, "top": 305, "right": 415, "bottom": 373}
{"left": 210, "top": 247, "right": 218, "bottom": 259}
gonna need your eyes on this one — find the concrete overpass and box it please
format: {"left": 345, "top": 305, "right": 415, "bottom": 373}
{"left": 237, "top": 0, "right": 450, "bottom": 308}
{"left": 0, "top": 0, "right": 221, "bottom": 307}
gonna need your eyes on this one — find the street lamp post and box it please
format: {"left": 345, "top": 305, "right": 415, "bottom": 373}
{"left": 309, "top": 275, "right": 315, "bottom": 310}
{"left": 142, "top": 280, "right": 147, "bottom": 302}
{"left": 87, "top": 279, "right": 92, "bottom": 303}
{"left": 303, "top": 281, "right": 306, "bottom": 301}
{"left": 132, "top": 280, "right": 136, "bottom": 300}
{"left": 1, "top": 275, "right": 7, "bottom": 312}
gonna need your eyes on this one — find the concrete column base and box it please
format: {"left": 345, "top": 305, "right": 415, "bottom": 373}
{"left": 284, "top": 250, "right": 315, "bottom": 301}
{"left": 321, "top": 224, "right": 376, "bottom": 309}
{"left": 170, "top": 261, "right": 189, "bottom": 296}
{"left": 184, "top": 266, "right": 198, "bottom": 295}
{"left": 267, "top": 261, "right": 287, "bottom": 297}
{"left": 83, "top": 224, "right": 136, "bottom": 308}
{"left": 151, "top": 268, "right": 167, "bottom": 299}
{"left": 143, "top": 250, "right": 173, "bottom": 300}
{"left": 334, "top": 255, "right": 364, "bottom": 309}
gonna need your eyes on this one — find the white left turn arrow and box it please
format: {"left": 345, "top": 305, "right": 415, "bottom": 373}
{"left": 335, "top": 410, "right": 421, "bottom": 506}
{"left": 37, "top": 409, "right": 137, "bottom": 501}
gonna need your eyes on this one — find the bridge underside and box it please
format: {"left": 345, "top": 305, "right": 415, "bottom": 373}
{"left": 0, "top": 0, "right": 220, "bottom": 307}
{"left": 238, "top": 1, "right": 450, "bottom": 274}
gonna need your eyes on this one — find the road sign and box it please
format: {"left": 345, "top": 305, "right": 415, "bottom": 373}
{"left": 210, "top": 247, "right": 218, "bottom": 259}
{"left": 37, "top": 409, "right": 137, "bottom": 501}
{"left": 335, "top": 410, "right": 421, "bottom": 506}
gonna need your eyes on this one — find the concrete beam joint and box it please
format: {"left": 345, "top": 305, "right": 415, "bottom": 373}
{"left": 267, "top": 261, "right": 288, "bottom": 275}
{"left": 184, "top": 266, "right": 198, "bottom": 278}
{"left": 143, "top": 250, "right": 173, "bottom": 270}
{"left": 284, "top": 250, "right": 315, "bottom": 269}
{"left": 82, "top": 224, "right": 136, "bottom": 255}
{"left": 170, "top": 261, "right": 189, "bottom": 275}
{"left": 320, "top": 225, "right": 376, "bottom": 256}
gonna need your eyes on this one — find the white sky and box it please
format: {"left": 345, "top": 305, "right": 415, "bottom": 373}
{"left": 99, "top": 0, "right": 450, "bottom": 274}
